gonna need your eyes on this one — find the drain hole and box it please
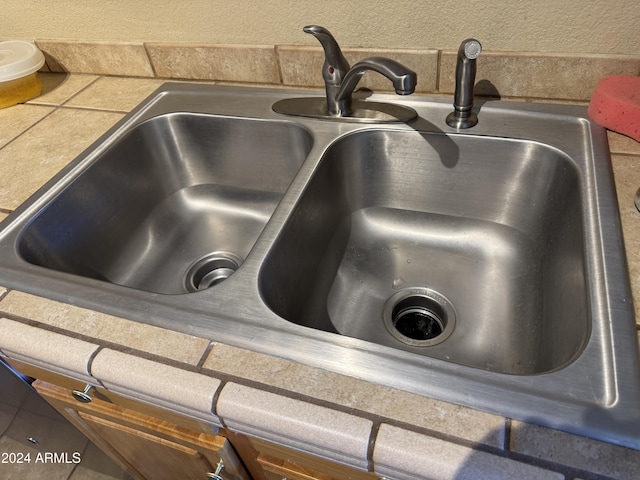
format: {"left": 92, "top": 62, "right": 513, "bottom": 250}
{"left": 384, "top": 288, "right": 456, "bottom": 347}
{"left": 393, "top": 301, "right": 444, "bottom": 340}
{"left": 186, "top": 252, "right": 242, "bottom": 292}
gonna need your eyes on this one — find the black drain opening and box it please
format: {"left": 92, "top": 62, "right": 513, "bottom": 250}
{"left": 185, "top": 252, "right": 242, "bottom": 292}
{"left": 383, "top": 288, "right": 456, "bottom": 347}
{"left": 392, "top": 296, "right": 446, "bottom": 340}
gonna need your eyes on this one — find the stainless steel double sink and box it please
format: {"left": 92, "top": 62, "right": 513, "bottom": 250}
{"left": 1, "top": 83, "right": 638, "bottom": 448}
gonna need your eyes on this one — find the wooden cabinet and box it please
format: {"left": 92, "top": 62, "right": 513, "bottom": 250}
{"left": 8, "top": 358, "right": 379, "bottom": 480}
{"left": 251, "top": 437, "right": 379, "bottom": 480}
{"left": 257, "top": 453, "right": 342, "bottom": 480}
{"left": 33, "top": 380, "right": 249, "bottom": 480}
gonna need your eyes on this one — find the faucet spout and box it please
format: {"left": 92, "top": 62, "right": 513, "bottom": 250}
{"left": 446, "top": 38, "right": 482, "bottom": 129}
{"left": 335, "top": 57, "right": 417, "bottom": 116}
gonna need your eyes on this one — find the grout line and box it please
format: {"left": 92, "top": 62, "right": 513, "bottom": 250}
{"left": 142, "top": 42, "right": 159, "bottom": 78}
{"left": 0, "top": 107, "right": 59, "bottom": 152}
{"left": 273, "top": 45, "right": 284, "bottom": 85}
{"left": 366, "top": 421, "right": 381, "bottom": 472}
{"left": 195, "top": 342, "right": 216, "bottom": 369}
{"left": 58, "top": 75, "right": 103, "bottom": 107}
{"left": 86, "top": 346, "right": 104, "bottom": 385}
{"left": 435, "top": 49, "right": 442, "bottom": 93}
{"left": 55, "top": 103, "right": 130, "bottom": 114}
{"left": 504, "top": 418, "right": 512, "bottom": 451}
{"left": 210, "top": 380, "right": 228, "bottom": 428}
{"left": 0, "top": 288, "right": 10, "bottom": 302}
{"left": 0, "top": 76, "right": 106, "bottom": 154}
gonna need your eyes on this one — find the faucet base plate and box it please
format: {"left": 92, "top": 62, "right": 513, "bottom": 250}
{"left": 446, "top": 110, "right": 479, "bottom": 129}
{"left": 272, "top": 97, "right": 417, "bottom": 123}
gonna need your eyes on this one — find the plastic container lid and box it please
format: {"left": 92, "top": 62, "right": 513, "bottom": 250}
{"left": 0, "top": 41, "right": 45, "bottom": 83}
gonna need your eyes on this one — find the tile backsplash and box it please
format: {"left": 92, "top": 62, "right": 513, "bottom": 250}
{"left": 35, "top": 39, "right": 640, "bottom": 102}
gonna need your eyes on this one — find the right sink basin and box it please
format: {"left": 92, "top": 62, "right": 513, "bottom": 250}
{"left": 261, "top": 129, "right": 587, "bottom": 375}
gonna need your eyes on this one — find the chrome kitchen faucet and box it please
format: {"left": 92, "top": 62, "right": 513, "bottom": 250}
{"left": 272, "top": 25, "right": 418, "bottom": 122}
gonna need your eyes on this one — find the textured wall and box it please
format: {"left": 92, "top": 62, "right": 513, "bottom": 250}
{"left": 3, "top": 0, "right": 640, "bottom": 54}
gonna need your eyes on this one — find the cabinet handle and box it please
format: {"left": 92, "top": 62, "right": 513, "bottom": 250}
{"left": 71, "top": 384, "right": 94, "bottom": 403}
{"left": 206, "top": 460, "right": 225, "bottom": 480}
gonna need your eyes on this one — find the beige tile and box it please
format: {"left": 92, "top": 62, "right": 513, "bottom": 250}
{"left": 204, "top": 344, "right": 505, "bottom": 447}
{"left": 65, "top": 76, "right": 166, "bottom": 112}
{"left": 440, "top": 51, "right": 640, "bottom": 101}
{"left": 28, "top": 73, "right": 100, "bottom": 106}
{"left": 611, "top": 154, "right": 640, "bottom": 324}
{"left": 0, "top": 291, "right": 210, "bottom": 365}
{"left": 37, "top": 40, "right": 154, "bottom": 77}
{"left": 147, "top": 43, "right": 280, "bottom": 84}
{"left": 0, "top": 107, "right": 123, "bottom": 209}
{"left": 277, "top": 46, "right": 323, "bottom": 88}
{"left": 217, "top": 382, "right": 372, "bottom": 469}
{"left": 374, "top": 424, "right": 563, "bottom": 480}
{"left": 0, "top": 318, "right": 99, "bottom": 384}
{"left": 608, "top": 131, "right": 640, "bottom": 156}
{"left": 278, "top": 46, "right": 439, "bottom": 93}
{"left": 510, "top": 421, "right": 640, "bottom": 479}
{"left": 91, "top": 349, "right": 222, "bottom": 425}
{"left": 0, "top": 104, "right": 54, "bottom": 149}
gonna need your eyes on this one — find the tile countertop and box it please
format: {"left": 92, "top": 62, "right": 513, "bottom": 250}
{"left": 1, "top": 74, "right": 640, "bottom": 480}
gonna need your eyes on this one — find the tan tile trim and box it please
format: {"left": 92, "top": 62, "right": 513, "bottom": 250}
{"left": 146, "top": 43, "right": 280, "bottom": 83}
{"left": 36, "top": 40, "right": 154, "bottom": 77}
{"left": 440, "top": 51, "right": 640, "bottom": 101}
{"left": 510, "top": 421, "right": 640, "bottom": 479}
{"left": 217, "top": 382, "right": 373, "bottom": 469}
{"left": 32, "top": 39, "right": 640, "bottom": 102}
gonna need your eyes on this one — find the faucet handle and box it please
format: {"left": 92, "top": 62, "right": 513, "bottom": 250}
{"left": 303, "top": 25, "right": 350, "bottom": 86}
{"left": 303, "top": 25, "right": 351, "bottom": 115}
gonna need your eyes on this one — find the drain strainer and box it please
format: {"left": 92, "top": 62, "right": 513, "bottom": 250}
{"left": 185, "top": 252, "right": 243, "bottom": 292}
{"left": 383, "top": 287, "right": 456, "bottom": 347}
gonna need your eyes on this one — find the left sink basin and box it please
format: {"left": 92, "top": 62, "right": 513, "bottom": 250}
{"left": 17, "top": 112, "right": 312, "bottom": 294}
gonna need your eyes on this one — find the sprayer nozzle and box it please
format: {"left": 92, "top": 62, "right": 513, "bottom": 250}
{"left": 463, "top": 39, "right": 482, "bottom": 60}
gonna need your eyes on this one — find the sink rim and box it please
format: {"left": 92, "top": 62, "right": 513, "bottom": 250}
{"left": 0, "top": 83, "right": 637, "bottom": 449}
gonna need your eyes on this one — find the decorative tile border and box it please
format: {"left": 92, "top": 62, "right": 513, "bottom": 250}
{"left": 510, "top": 421, "right": 640, "bottom": 479}
{"left": 33, "top": 39, "right": 640, "bottom": 102}
{"left": 36, "top": 40, "right": 154, "bottom": 77}
{"left": 146, "top": 43, "right": 280, "bottom": 83}
{"left": 440, "top": 51, "right": 640, "bottom": 101}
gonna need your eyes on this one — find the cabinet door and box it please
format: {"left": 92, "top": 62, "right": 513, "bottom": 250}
{"left": 258, "top": 452, "right": 338, "bottom": 480}
{"left": 251, "top": 438, "right": 379, "bottom": 480}
{"left": 79, "top": 411, "right": 216, "bottom": 480}
{"left": 33, "top": 380, "right": 248, "bottom": 480}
